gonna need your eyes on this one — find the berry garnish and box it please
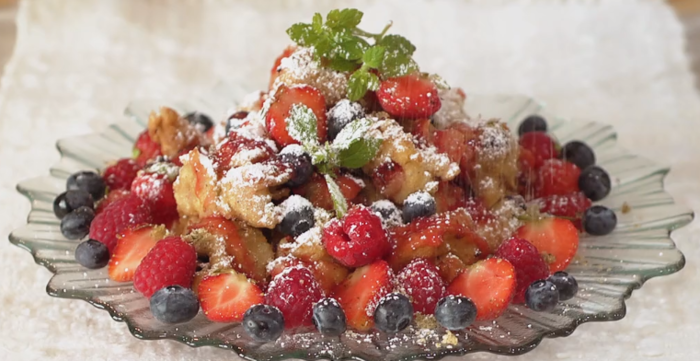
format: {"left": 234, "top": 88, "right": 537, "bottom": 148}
{"left": 133, "top": 130, "right": 162, "bottom": 166}
{"left": 312, "top": 298, "right": 347, "bottom": 336}
{"left": 243, "top": 304, "right": 285, "bottom": 342}
{"left": 134, "top": 236, "right": 197, "bottom": 298}
{"left": 184, "top": 111, "right": 214, "bottom": 133}
{"left": 67, "top": 171, "right": 106, "bottom": 200}
{"left": 374, "top": 293, "right": 413, "bottom": 334}
{"left": 515, "top": 218, "right": 579, "bottom": 273}
{"left": 518, "top": 115, "right": 547, "bottom": 136}
{"left": 548, "top": 271, "right": 579, "bottom": 301}
{"left": 327, "top": 99, "right": 365, "bottom": 140}
{"left": 278, "top": 195, "right": 315, "bottom": 237}
{"left": 495, "top": 237, "right": 550, "bottom": 304}
{"left": 377, "top": 73, "right": 441, "bottom": 119}
{"left": 89, "top": 194, "right": 154, "bottom": 252}
{"left": 582, "top": 205, "right": 617, "bottom": 236}
{"left": 60, "top": 207, "right": 95, "bottom": 240}
{"left": 332, "top": 260, "right": 394, "bottom": 331}
{"left": 150, "top": 285, "right": 200, "bottom": 324}
{"left": 130, "top": 166, "right": 178, "bottom": 226}
{"left": 525, "top": 279, "right": 559, "bottom": 312}
{"left": 322, "top": 206, "right": 390, "bottom": 268}
{"left": 94, "top": 189, "right": 130, "bottom": 215}
{"left": 103, "top": 158, "right": 141, "bottom": 191}
{"left": 265, "top": 84, "right": 327, "bottom": 147}
{"left": 53, "top": 190, "right": 94, "bottom": 219}
{"left": 74, "top": 239, "right": 110, "bottom": 269}
{"left": 535, "top": 159, "right": 581, "bottom": 198}
{"left": 198, "top": 271, "right": 264, "bottom": 323}
{"left": 560, "top": 141, "right": 595, "bottom": 170}
{"left": 434, "top": 295, "right": 477, "bottom": 331}
{"left": 578, "top": 165, "right": 612, "bottom": 201}
{"left": 265, "top": 266, "right": 324, "bottom": 329}
{"left": 394, "top": 258, "right": 445, "bottom": 314}
{"left": 108, "top": 225, "right": 165, "bottom": 282}
{"left": 369, "top": 200, "right": 403, "bottom": 228}
{"left": 279, "top": 145, "right": 313, "bottom": 187}
{"left": 402, "top": 191, "right": 436, "bottom": 223}
{"left": 519, "top": 131, "right": 558, "bottom": 169}
{"left": 446, "top": 258, "right": 516, "bottom": 321}
{"left": 535, "top": 192, "right": 592, "bottom": 230}
{"left": 225, "top": 110, "right": 250, "bottom": 135}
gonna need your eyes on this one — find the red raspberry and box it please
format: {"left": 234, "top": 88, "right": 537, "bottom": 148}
{"left": 322, "top": 206, "right": 391, "bottom": 268}
{"left": 94, "top": 189, "right": 130, "bottom": 215}
{"left": 103, "top": 158, "right": 141, "bottom": 191}
{"left": 495, "top": 237, "right": 550, "bottom": 304}
{"left": 130, "top": 164, "right": 178, "bottom": 226}
{"left": 394, "top": 258, "right": 445, "bottom": 314}
{"left": 376, "top": 73, "right": 441, "bottom": 119}
{"left": 264, "top": 265, "right": 324, "bottom": 329}
{"left": 535, "top": 159, "right": 581, "bottom": 198}
{"left": 133, "top": 130, "right": 162, "bottom": 166}
{"left": 89, "top": 194, "right": 153, "bottom": 252}
{"left": 535, "top": 192, "right": 592, "bottom": 230}
{"left": 133, "top": 236, "right": 197, "bottom": 298}
{"left": 519, "top": 132, "right": 558, "bottom": 169}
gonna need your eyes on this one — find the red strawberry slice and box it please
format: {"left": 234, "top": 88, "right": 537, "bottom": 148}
{"left": 395, "top": 258, "right": 445, "bottom": 314}
{"left": 108, "top": 225, "right": 166, "bottom": 282}
{"left": 332, "top": 260, "right": 394, "bottom": 331}
{"left": 269, "top": 45, "right": 297, "bottom": 88}
{"left": 198, "top": 271, "right": 264, "bottom": 323}
{"left": 265, "top": 265, "right": 324, "bottom": 329}
{"left": 535, "top": 159, "right": 581, "bottom": 198}
{"left": 265, "top": 85, "right": 327, "bottom": 148}
{"left": 133, "top": 130, "right": 162, "bottom": 167}
{"left": 535, "top": 192, "right": 591, "bottom": 230}
{"left": 377, "top": 73, "right": 441, "bottom": 119}
{"left": 515, "top": 217, "right": 579, "bottom": 273}
{"left": 133, "top": 236, "right": 197, "bottom": 298}
{"left": 446, "top": 258, "right": 516, "bottom": 321}
{"left": 495, "top": 238, "right": 550, "bottom": 304}
{"left": 519, "top": 132, "right": 558, "bottom": 169}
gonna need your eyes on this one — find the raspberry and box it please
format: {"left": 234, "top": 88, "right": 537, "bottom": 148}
{"left": 495, "top": 237, "right": 550, "bottom": 304}
{"left": 322, "top": 206, "right": 390, "bottom": 268}
{"left": 519, "top": 132, "right": 558, "bottom": 169}
{"left": 89, "top": 194, "right": 153, "bottom": 252}
{"left": 103, "top": 158, "right": 141, "bottom": 191}
{"left": 394, "top": 258, "right": 445, "bottom": 314}
{"left": 131, "top": 165, "right": 178, "bottom": 226}
{"left": 535, "top": 159, "right": 581, "bottom": 198}
{"left": 535, "top": 192, "right": 592, "bottom": 230}
{"left": 134, "top": 236, "right": 197, "bottom": 298}
{"left": 134, "top": 130, "right": 162, "bottom": 166}
{"left": 264, "top": 265, "right": 324, "bottom": 329}
{"left": 94, "top": 189, "right": 130, "bottom": 215}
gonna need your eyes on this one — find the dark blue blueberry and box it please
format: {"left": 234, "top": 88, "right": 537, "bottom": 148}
{"left": 525, "top": 280, "right": 559, "bottom": 312}
{"left": 279, "top": 145, "right": 313, "bottom": 187}
{"left": 150, "top": 285, "right": 200, "bottom": 324}
{"left": 373, "top": 293, "right": 413, "bottom": 333}
{"left": 312, "top": 298, "right": 347, "bottom": 336}
{"left": 327, "top": 99, "right": 365, "bottom": 141}
{"left": 278, "top": 196, "right": 315, "bottom": 237}
{"left": 75, "top": 239, "right": 110, "bottom": 269}
{"left": 54, "top": 190, "right": 95, "bottom": 219}
{"left": 578, "top": 166, "right": 611, "bottom": 201}
{"left": 548, "top": 271, "right": 579, "bottom": 301}
{"left": 243, "top": 304, "right": 285, "bottom": 342}
{"left": 402, "top": 192, "right": 436, "bottom": 223}
{"left": 518, "top": 115, "right": 547, "bottom": 136}
{"left": 185, "top": 111, "right": 214, "bottom": 133}
{"left": 225, "top": 111, "right": 249, "bottom": 135}
{"left": 60, "top": 206, "right": 95, "bottom": 240}
{"left": 583, "top": 205, "right": 617, "bottom": 236}
{"left": 561, "top": 141, "right": 596, "bottom": 170}
{"left": 67, "top": 171, "right": 106, "bottom": 200}
{"left": 370, "top": 200, "right": 403, "bottom": 225}
{"left": 434, "top": 295, "right": 477, "bottom": 331}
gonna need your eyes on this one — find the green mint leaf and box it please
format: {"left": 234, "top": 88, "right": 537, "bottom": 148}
{"left": 132, "top": 148, "right": 141, "bottom": 159}
{"left": 327, "top": 8, "right": 363, "bottom": 30}
{"left": 287, "top": 23, "right": 317, "bottom": 46}
{"left": 312, "top": 13, "right": 323, "bottom": 33}
{"left": 327, "top": 57, "right": 360, "bottom": 72}
{"left": 377, "top": 34, "right": 416, "bottom": 55}
{"left": 362, "top": 46, "right": 385, "bottom": 69}
{"left": 347, "top": 69, "right": 371, "bottom": 101}
{"left": 332, "top": 118, "right": 383, "bottom": 168}
{"left": 325, "top": 174, "right": 348, "bottom": 218}
{"left": 380, "top": 54, "right": 418, "bottom": 78}
{"left": 314, "top": 36, "right": 333, "bottom": 58}
{"left": 367, "top": 72, "right": 380, "bottom": 91}
{"left": 338, "top": 37, "right": 366, "bottom": 60}
{"left": 286, "top": 104, "right": 319, "bottom": 146}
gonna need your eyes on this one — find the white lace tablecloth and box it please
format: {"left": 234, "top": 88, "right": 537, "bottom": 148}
{"left": 1, "top": 0, "right": 699, "bottom": 360}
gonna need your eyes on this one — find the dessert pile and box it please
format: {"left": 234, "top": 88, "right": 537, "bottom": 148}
{"left": 53, "top": 9, "right": 617, "bottom": 343}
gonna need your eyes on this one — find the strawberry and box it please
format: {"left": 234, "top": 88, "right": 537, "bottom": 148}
{"left": 377, "top": 73, "right": 441, "bottom": 119}
{"left": 108, "top": 225, "right": 166, "bottom": 282}
{"left": 94, "top": 189, "right": 130, "bottom": 215}
{"left": 332, "top": 260, "right": 394, "bottom": 331}
{"left": 265, "top": 265, "right": 324, "bottom": 329}
{"left": 292, "top": 173, "right": 362, "bottom": 210}
{"left": 434, "top": 181, "right": 467, "bottom": 213}
{"left": 394, "top": 258, "right": 445, "bottom": 314}
{"left": 446, "top": 258, "right": 516, "bottom": 321}
{"left": 103, "top": 158, "right": 141, "bottom": 191}
{"left": 535, "top": 159, "right": 581, "bottom": 198}
{"left": 133, "top": 130, "right": 162, "bottom": 167}
{"left": 265, "top": 85, "right": 327, "bottom": 147}
{"left": 133, "top": 236, "right": 197, "bottom": 298}
{"left": 130, "top": 164, "right": 179, "bottom": 226}
{"left": 535, "top": 192, "right": 591, "bottom": 230}
{"left": 90, "top": 194, "right": 154, "bottom": 252}
{"left": 369, "top": 161, "right": 406, "bottom": 201}
{"left": 213, "top": 132, "right": 276, "bottom": 177}
{"left": 515, "top": 218, "right": 579, "bottom": 273}
{"left": 269, "top": 45, "right": 297, "bottom": 88}
{"left": 335, "top": 175, "right": 364, "bottom": 203}
{"left": 198, "top": 270, "right": 264, "bottom": 323}
{"left": 519, "top": 132, "right": 558, "bottom": 169}
{"left": 322, "top": 206, "right": 390, "bottom": 268}
{"left": 433, "top": 129, "right": 468, "bottom": 164}
{"left": 495, "top": 238, "right": 550, "bottom": 304}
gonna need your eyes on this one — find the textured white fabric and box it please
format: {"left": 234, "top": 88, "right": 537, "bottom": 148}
{"left": 1, "top": 0, "right": 699, "bottom": 360}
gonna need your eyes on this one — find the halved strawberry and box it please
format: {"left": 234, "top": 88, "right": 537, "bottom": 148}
{"left": 332, "top": 260, "right": 393, "bottom": 331}
{"left": 265, "top": 85, "right": 327, "bottom": 147}
{"left": 534, "top": 159, "right": 581, "bottom": 198}
{"left": 446, "top": 258, "right": 516, "bottom": 321}
{"left": 198, "top": 270, "right": 264, "bottom": 323}
{"left": 108, "top": 225, "right": 166, "bottom": 282}
{"left": 269, "top": 46, "right": 297, "bottom": 88}
{"left": 515, "top": 217, "right": 579, "bottom": 273}
{"left": 377, "top": 73, "right": 441, "bottom": 119}
{"left": 369, "top": 161, "right": 406, "bottom": 201}
{"left": 535, "top": 192, "right": 591, "bottom": 230}
{"left": 433, "top": 129, "right": 468, "bottom": 164}
{"left": 292, "top": 173, "right": 361, "bottom": 211}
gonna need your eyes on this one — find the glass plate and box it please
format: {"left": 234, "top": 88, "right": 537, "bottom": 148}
{"left": 9, "top": 85, "right": 693, "bottom": 361}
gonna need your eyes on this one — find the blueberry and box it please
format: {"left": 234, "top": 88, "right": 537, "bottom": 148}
{"left": 583, "top": 205, "right": 617, "bottom": 236}
{"left": 327, "top": 99, "right": 365, "bottom": 141}
{"left": 561, "top": 141, "right": 596, "bottom": 170}
{"left": 279, "top": 145, "right": 313, "bottom": 187}
{"left": 278, "top": 195, "right": 315, "bottom": 237}
{"left": 312, "top": 298, "right": 347, "bottom": 336}
{"left": 434, "top": 295, "right": 477, "bottom": 331}
{"left": 518, "top": 115, "right": 547, "bottom": 136}
{"left": 548, "top": 271, "right": 579, "bottom": 301}
{"left": 150, "top": 285, "right": 200, "bottom": 324}
{"left": 578, "top": 166, "right": 611, "bottom": 201}
{"left": 374, "top": 293, "right": 413, "bottom": 333}
{"left": 243, "top": 304, "right": 285, "bottom": 342}
{"left": 60, "top": 206, "right": 95, "bottom": 240}
{"left": 226, "top": 111, "right": 249, "bottom": 135}
{"left": 402, "top": 192, "right": 436, "bottom": 223}
{"left": 184, "top": 111, "right": 214, "bottom": 133}
{"left": 67, "top": 171, "right": 106, "bottom": 200}
{"left": 525, "top": 280, "right": 559, "bottom": 312}
{"left": 75, "top": 239, "right": 110, "bottom": 269}
{"left": 53, "top": 190, "right": 94, "bottom": 219}
{"left": 370, "top": 200, "right": 403, "bottom": 227}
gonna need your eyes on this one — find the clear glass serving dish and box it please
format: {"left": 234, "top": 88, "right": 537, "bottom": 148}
{"left": 9, "top": 84, "right": 693, "bottom": 361}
